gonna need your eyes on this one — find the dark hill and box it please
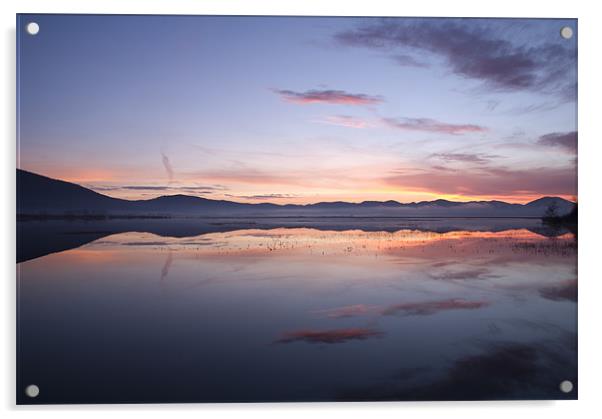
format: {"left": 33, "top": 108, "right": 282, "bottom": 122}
{"left": 16, "top": 169, "right": 575, "bottom": 218}
{"left": 17, "top": 169, "right": 127, "bottom": 214}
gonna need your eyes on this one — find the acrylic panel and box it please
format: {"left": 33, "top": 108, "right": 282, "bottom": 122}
{"left": 16, "top": 14, "right": 577, "bottom": 404}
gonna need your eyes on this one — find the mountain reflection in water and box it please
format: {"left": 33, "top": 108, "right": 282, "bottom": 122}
{"left": 17, "top": 219, "right": 577, "bottom": 403}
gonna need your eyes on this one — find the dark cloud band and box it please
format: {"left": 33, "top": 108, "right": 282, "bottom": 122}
{"left": 336, "top": 19, "right": 576, "bottom": 99}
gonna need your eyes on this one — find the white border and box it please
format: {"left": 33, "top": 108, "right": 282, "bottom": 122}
{"left": 2, "top": 1, "right": 600, "bottom": 418}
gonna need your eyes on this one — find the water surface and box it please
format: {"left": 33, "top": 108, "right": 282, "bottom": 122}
{"left": 17, "top": 218, "right": 577, "bottom": 403}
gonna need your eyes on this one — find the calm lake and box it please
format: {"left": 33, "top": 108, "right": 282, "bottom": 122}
{"left": 17, "top": 218, "right": 577, "bottom": 403}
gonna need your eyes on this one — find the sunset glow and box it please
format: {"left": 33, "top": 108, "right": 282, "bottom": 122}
{"left": 18, "top": 16, "right": 577, "bottom": 205}
{"left": 16, "top": 14, "right": 578, "bottom": 404}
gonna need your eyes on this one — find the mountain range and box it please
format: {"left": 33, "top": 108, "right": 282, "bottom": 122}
{"left": 17, "top": 169, "right": 575, "bottom": 218}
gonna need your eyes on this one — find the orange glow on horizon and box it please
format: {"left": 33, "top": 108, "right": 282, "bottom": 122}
{"left": 84, "top": 187, "right": 577, "bottom": 206}
{"left": 20, "top": 166, "right": 576, "bottom": 205}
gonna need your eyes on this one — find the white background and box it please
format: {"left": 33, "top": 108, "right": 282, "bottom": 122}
{"left": 1, "top": 1, "right": 600, "bottom": 418}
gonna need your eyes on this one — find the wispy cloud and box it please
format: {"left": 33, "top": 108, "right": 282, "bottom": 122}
{"left": 339, "top": 340, "right": 576, "bottom": 400}
{"left": 160, "top": 252, "right": 173, "bottom": 281}
{"left": 538, "top": 279, "right": 577, "bottom": 302}
{"left": 336, "top": 19, "right": 576, "bottom": 99}
{"left": 226, "top": 193, "right": 299, "bottom": 200}
{"left": 273, "top": 89, "right": 383, "bottom": 105}
{"left": 125, "top": 185, "right": 226, "bottom": 192}
{"left": 431, "top": 153, "right": 499, "bottom": 164}
{"left": 429, "top": 268, "right": 500, "bottom": 280}
{"left": 312, "top": 304, "right": 377, "bottom": 318}
{"left": 383, "top": 117, "right": 487, "bottom": 135}
{"left": 485, "top": 100, "right": 500, "bottom": 111}
{"left": 90, "top": 184, "right": 227, "bottom": 194}
{"left": 121, "top": 185, "right": 171, "bottom": 191}
{"left": 161, "top": 151, "right": 174, "bottom": 182}
{"left": 431, "top": 165, "right": 457, "bottom": 172}
{"left": 392, "top": 54, "right": 429, "bottom": 68}
{"left": 538, "top": 131, "right": 577, "bottom": 153}
{"left": 381, "top": 298, "right": 489, "bottom": 316}
{"left": 274, "top": 328, "right": 384, "bottom": 344}
{"left": 312, "top": 298, "right": 489, "bottom": 320}
{"left": 316, "top": 115, "right": 370, "bottom": 129}
{"left": 503, "top": 100, "right": 564, "bottom": 115}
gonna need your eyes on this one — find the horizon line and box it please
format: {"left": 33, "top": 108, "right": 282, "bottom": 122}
{"left": 17, "top": 168, "right": 577, "bottom": 207}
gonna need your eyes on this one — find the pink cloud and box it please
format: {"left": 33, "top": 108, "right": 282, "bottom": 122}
{"left": 273, "top": 89, "right": 383, "bottom": 105}
{"left": 384, "top": 166, "right": 577, "bottom": 198}
{"left": 383, "top": 117, "right": 487, "bottom": 135}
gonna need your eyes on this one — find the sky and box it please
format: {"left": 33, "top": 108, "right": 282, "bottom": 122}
{"left": 17, "top": 15, "right": 577, "bottom": 204}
